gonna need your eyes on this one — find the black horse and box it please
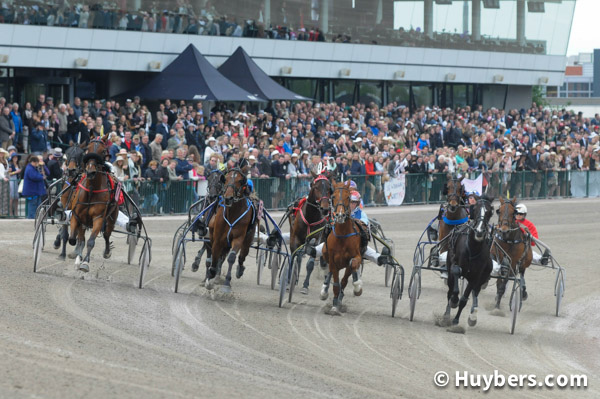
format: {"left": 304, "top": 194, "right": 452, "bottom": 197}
{"left": 444, "top": 195, "right": 494, "bottom": 328}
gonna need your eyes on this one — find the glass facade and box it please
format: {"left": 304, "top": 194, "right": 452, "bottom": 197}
{"left": 0, "top": 0, "right": 574, "bottom": 56}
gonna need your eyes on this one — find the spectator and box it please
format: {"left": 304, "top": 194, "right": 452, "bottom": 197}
{"left": 0, "top": 106, "right": 16, "bottom": 150}
{"left": 22, "top": 155, "right": 49, "bottom": 219}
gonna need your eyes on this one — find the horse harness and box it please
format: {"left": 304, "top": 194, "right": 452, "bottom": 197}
{"left": 493, "top": 201, "right": 532, "bottom": 271}
{"left": 219, "top": 168, "right": 257, "bottom": 246}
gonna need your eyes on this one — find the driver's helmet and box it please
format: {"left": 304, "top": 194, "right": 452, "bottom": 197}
{"left": 350, "top": 191, "right": 361, "bottom": 202}
{"left": 515, "top": 203, "right": 527, "bottom": 215}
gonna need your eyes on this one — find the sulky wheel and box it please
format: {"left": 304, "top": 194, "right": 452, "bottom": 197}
{"left": 257, "top": 249, "right": 266, "bottom": 285}
{"left": 33, "top": 224, "right": 43, "bottom": 273}
{"left": 278, "top": 259, "right": 289, "bottom": 308}
{"left": 127, "top": 224, "right": 139, "bottom": 265}
{"left": 288, "top": 254, "right": 300, "bottom": 303}
{"left": 385, "top": 263, "right": 393, "bottom": 287}
{"left": 509, "top": 278, "right": 521, "bottom": 335}
{"left": 270, "top": 249, "right": 280, "bottom": 291}
{"left": 138, "top": 240, "right": 151, "bottom": 289}
{"left": 391, "top": 268, "right": 401, "bottom": 317}
{"left": 172, "top": 222, "right": 188, "bottom": 255}
{"left": 408, "top": 270, "right": 420, "bottom": 322}
{"left": 173, "top": 239, "right": 185, "bottom": 293}
{"left": 555, "top": 269, "right": 565, "bottom": 317}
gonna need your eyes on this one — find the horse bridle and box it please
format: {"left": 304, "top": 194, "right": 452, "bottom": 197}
{"left": 331, "top": 185, "right": 351, "bottom": 224}
{"left": 207, "top": 170, "right": 224, "bottom": 202}
{"left": 446, "top": 178, "right": 465, "bottom": 213}
{"left": 307, "top": 175, "right": 332, "bottom": 215}
{"left": 496, "top": 200, "right": 521, "bottom": 241}
{"left": 223, "top": 168, "right": 248, "bottom": 206}
{"left": 89, "top": 138, "right": 106, "bottom": 157}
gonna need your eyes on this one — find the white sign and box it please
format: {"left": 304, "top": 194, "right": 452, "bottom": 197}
{"left": 462, "top": 174, "right": 483, "bottom": 196}
{"left": 384, "top": 175, "right": 406, "bottom": 206}
{"left": 193, "top": 94, "right": 208, "bottom": 100}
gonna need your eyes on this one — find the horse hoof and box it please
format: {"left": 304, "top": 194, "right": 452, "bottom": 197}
{"left": 220, "top": 285, "right": 232, "bottom": 294}
{"left": 103, "top": 251, "right": 112, "bottom": 259}
{"left": 353, "top": 280, "right": 363, "bottom": 296}
{"left": 339, "top": 304, "right": 347, "bottom": 313}
{"left": 468, "top": 309, "right": 478, "bottom": 327}
{"left": 450, "top": 299, "right": 459, "bottom": 309}
{"left": 75, "top": 256, "right": 82, "bottom": 266}
{"left": 522, "top": 290, "right": 528, "bottom": 301}
{"left": 68, "top": 238, "right": 77, "bottom": 246}
{"left": 79, "top": 262, "right": 89, "bottom": 273}
{"left": 236, "top": 265, "right": 245, "bottom": 279}
{"left": 191, "top": 261, "right": 199, "bottom": 273}
{"left": 320, "top": 289, "right": 329, "bottom": 301}
{"left": 205, "top": 279, "right": 214, "bottom": 290}
{"left": 300, "top": 287, "right": 309, "bottom": 295}
{"left": 68, "top": 252, "right": 77, "bottom": 260}
{"left": 325, "top": 306, "right": 342, "bottom": 316}
{"left": 53, "top": 241, "right": 61, "bottom": 250}
{"left": 57, "top": 254, "right": 66, "bottom": 261}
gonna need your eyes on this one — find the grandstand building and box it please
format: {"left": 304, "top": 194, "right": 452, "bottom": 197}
{"left": 0, "top": 0, "right": 575, "bottom": 109}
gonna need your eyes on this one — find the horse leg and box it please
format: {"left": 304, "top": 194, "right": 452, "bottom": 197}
{"left": 521, "top": 270, "right": 528, "bottom": 301}
{"left": 73, "top": 227, "right": 86, "bottom": 265}
{"left": 320, "top": 271, "right": 332, "bottom": 300}
{"left": 302, "top": 256, "right": 314, "bottom": 293}
{"left": 103, "top": 212, "right": 116, "bottom": 259}
{"left": 495, "top": 278, "right": 507, "bottom": 309}
{"left": 452, "top": 283, "right": 472, "bottom": 325}
{"left": 205, "top": 241, "right": 221, "bottom": 290}
{"left": 468, "top": 287, "right": 481, "bottom": 327}
{"left": 449, "top": 264, "right": 461, "bottom": 308}
{"left": 54, "top": 230, "right": 61, "bottom": 250}
{"left": 327, "top": 269, "right": 342, "bottom": 316}
{"left": 58, "top": 226, "right": 68, "bottom": 259}
{"left": 350, "top": 255, "right": 363, "bottom": 296}
{"left": 79, "top": 218, "right": 103, "bottom": 272}
{"left": 68, "top": 212, "right": 79, "bottom": 246}
{"left": 192, "top": 245, "right": 206, "bottom": 272}
{"left": 235, "top": 228, "right": 255, "bottom": 279}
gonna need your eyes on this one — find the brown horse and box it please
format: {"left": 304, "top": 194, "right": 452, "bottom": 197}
{"left": 432, "top": 176, "right": 467, "bottom": 268}
{"left": 52, "top": 146, "right": 85, "bottom": 260}
{"left": 288, "top": 173, "right": 332, "bottom": 293}
{"left": 67, "top": 152, "right": 119, "bottom": 272}
{"left": 321, "top": 181, "right": 363, "bottom": 315}
{"left": 205, "top": 166, "right": 257, "bottom": 293}
{"left": 491, "top": 197, "right": 532, "bottom": 308}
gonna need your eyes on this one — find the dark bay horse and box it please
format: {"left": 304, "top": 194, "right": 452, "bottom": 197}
{"left": 288, "top": 173, "right": 332, "bottom": 293}
{"left": 432, "top": 176, "right": 466, "bottom": 267}
{"left": 190, "top": 169, "right": 225, "bottom": 272}
{"left": 68, "top": 152, "right": 119, "bottom": 272}
{"left": 444, "top": 195, "right": 494, "bottom": 328}
{"left": 491, "top": 197, "right": 532, "bottom": 308}
{"left": 205, "top": 166, "right": 257, "bottom": 293}
{"left": 321, "top": 181, "right": 363, "bottom": 315}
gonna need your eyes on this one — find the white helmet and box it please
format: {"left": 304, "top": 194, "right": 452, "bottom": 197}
{"left": 515, "top": 204, "right": 527, "bottom": 214}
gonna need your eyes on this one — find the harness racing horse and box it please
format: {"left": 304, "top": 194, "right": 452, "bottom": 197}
{"left": 205, "top": 166, "right": 257, "bottom": 293}
{"left": 491, "top": 197, "right": 532, "bottom": 308}
{"left": 443, "top": 195, "right": 494, "bottom": 328}
{"left": 67, "top": 152, "right": 119, "bottom": 272}
{"left": 190, "top": 169, "right": 225, "bottom": 272}
{"left": 431, "top": 176, "right": 466, "bottom": 267}
{"left": 288, "top": 173, "right": 332, "bottom": 292}
{"left": 321, "top": 181, "right": 363, "bottom": 315}
{"left": 52, "top": 146, "right": 85, "bottom": 259}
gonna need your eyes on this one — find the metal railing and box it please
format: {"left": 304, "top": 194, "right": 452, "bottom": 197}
{"left": 2, "top": 170, "right": 600, "bottom": 218}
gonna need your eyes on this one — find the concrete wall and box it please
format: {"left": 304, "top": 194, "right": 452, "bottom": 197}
{"left": 0, "top": 24, "right": 566, "bottom": 87}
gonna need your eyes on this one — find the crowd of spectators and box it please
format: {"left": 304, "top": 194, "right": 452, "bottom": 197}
{"left": 0, "top": 1, "right": 543, "bottom": 53}
{"left": 1, "top": 90, "right": 600, "bottom": 217}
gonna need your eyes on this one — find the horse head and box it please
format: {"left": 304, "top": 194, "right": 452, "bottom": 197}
{"left": 331, "top": 181, "right": 351, "bottom": 224}
{"left": 496, "top": 197, "right": 518, "bottom": 239}
{"left": 65, "top": 146, "right": 84, "bottom": 179}
{"left": 223, "top": 166, "right": 249, "bottom": 207}
{"left": 471, "top": 195, "right": 494, "bottom": 242}
{"left": 86, "top": 138, "right": 108, "bottom": 159}
{"left": 445, "top": 176, "right": 465, "bottom": 213}
{"left": 309, "top": 174, "right": 333, "bottom": 216}
{"left": 82, "top": 153, "right": 105, "bottom": 181}
{"left": 206, "top": 170, "right": 225, "bottom": 202}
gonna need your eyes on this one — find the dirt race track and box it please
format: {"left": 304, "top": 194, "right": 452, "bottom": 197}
{"left": 0, "top": 198, "right": 598, "bottom": 398}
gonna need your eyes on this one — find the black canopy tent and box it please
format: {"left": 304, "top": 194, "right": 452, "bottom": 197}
{"left": 123, "top": 44, "right": 263, "bottom": 102}
{"left": 218, "top": 46, "right": 311, "bottom": 101}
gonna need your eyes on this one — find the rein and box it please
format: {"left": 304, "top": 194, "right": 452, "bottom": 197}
{"left": 219, "top": 197, "right": 256, "bottom": 246}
